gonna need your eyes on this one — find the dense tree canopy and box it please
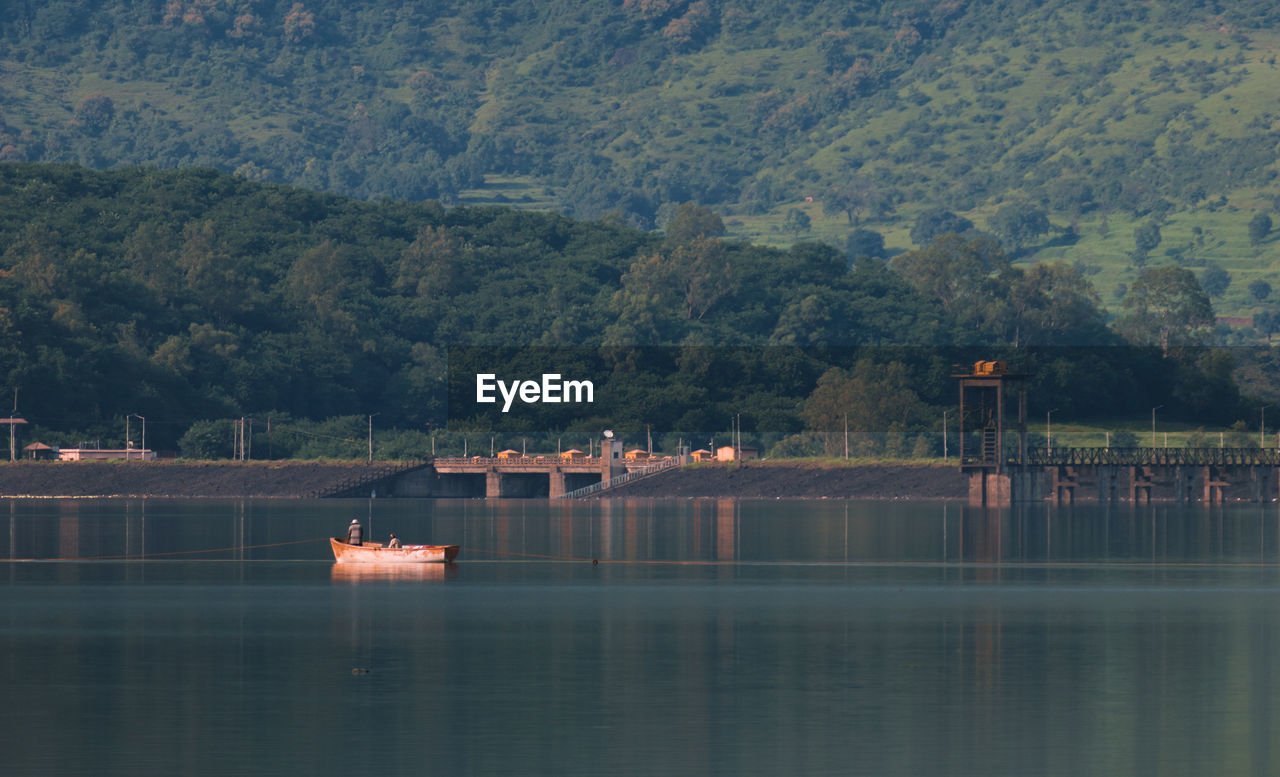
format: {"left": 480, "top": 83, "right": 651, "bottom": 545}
{"left": 0, "top": 163, "right": 1266, "bottom": 455}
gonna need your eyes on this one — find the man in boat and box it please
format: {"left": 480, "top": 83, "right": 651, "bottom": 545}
{"left": 346, "top": 519, "right": 363, "bottom": 546}
{"left": 386, "top": 533, "right": 401, "bottom": 549}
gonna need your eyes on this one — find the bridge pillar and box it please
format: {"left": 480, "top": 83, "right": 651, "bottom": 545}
{"left": 1202, "top": 466, "right": 1228, "bottom": 504}
{"left": 1097, "top": 466, "right": 1119, "bottom": 503}
{"left": 1173, "top": 467, "right": 1196, "bottom": 504}
{"left": 968, "top": 467, "right": 1039, "bottom": 506}
{"left": 1129, "top": 467, "right": 1153, "bottom": 504}
{"left": 1046, "top": 466, "right": 1076, "bottom": 504}
{"left": 1254, "top": 466, "right": 1272, "bottom": 504}
{"left": 549, "top": 467, "right": 566, "bottom": 499}
{"left": 485, "top": 469, "right": 503, "bottom": 498}
{"left": 968, "top": 471, "right": 1010, "bottom": 506}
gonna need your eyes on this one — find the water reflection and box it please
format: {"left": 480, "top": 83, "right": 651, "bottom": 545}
{"left": 3, "top": 498, "right": 1280, "bottom": 776}
{"left": 330, "top": 563, "right": 455, "bottom": 583}
{"left": 3, "top": 497, "right": 1280, "bottom": 566}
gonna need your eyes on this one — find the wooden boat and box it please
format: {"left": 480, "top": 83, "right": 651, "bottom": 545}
{"left": 330, "top": 537, "right": 460, "bottom": 564}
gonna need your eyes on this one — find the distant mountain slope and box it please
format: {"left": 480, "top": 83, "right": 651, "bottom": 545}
{"left": 3, "top": 1, "right": 1280, "bottom": 314}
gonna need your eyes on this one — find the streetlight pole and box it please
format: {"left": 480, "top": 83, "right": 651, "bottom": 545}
{"left": 1262, "top": 406, "right": 1269, "bottom": 448}
{"left": 1047, "top": 408, "right": 1058, "bottom": 455}
{"left": 367, "top": 413, "right": 379, "bottom": 465}
{"left": 1151, "top": 405, "right": 1163, "bottom": 449}
{"left": 130, "top": 414, "right": 145, "bottom": 461}
{"left": 942, "top": 410, "right": 949, "bottom": 462}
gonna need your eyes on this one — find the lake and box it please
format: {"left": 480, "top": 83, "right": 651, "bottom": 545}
{"left": 2, "top": 498, "right": 1279, "bottom": 776}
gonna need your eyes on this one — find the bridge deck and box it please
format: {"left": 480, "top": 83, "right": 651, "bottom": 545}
{"left": 1018, "top": 447, "right": 1280, "bottom": 467}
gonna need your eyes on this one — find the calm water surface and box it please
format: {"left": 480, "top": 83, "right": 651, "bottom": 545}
{"left": 2, "top": 498, "right": 1279, "bottom": 776}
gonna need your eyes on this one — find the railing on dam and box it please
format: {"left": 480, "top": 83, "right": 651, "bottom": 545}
{"left": 1022, "top": 447, "right": 1280, "bottom": 467}
{"left": 432, "top": 456, "right": 601, "bottom": 467}
{"left": 558, "top": 459, "right": 680, "bottom": 499}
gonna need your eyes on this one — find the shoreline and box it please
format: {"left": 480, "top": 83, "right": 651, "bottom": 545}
{"left": 597, "top": 462, "right": 969, "bottom": 500}
{"left": 0, "top": 461, "right": 390, "bottom": 499}
{"left": 0, "top": 460, "right": 969, "bottom": 500}
{"left": 0, "top": 460, "right": 1267, "bottom": 502}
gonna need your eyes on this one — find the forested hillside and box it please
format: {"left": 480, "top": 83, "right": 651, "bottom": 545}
{"left": 0, "top": 163, "right": 1271, "bottom": 456}
{"left": 3, "top": 1, "right": 1280, "bottom": 318}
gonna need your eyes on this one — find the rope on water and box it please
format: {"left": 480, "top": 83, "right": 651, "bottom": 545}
{"left": 30, "top": 536, "right": 332, "bottom": 562}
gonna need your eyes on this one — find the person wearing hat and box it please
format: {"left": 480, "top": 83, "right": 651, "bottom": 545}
{"left": 386, "top": 533, "right": 402, "bottom": 549}
{"left": 345, "top": 518, "right": 363, "bottom": 546}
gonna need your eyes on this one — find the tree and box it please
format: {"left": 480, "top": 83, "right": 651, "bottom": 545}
{"left": 394, "top": 226, "right": 471, "bottom": 299}
{"left": 909, "top": 209, "right": 973, "bottom": 246}
{"left": 1249, "top": 213, "right": 1273, "bottom": 247}
{"left": 1006, "top": 262, "right": 1109, "bottom": 345}
{"left": 845, "top": 228, "right": 885, "bottom": 261}
{"left": 283, "top": 3, "right": 316, "bottom": 43}
{"left": 889, "top": 233, "right": 1008, "bottom": 319}
{"left": 1255, "top": 310, "right": 1280, "bottom": 344}
{"left": 1110, "top": 429, "right": 1139, "bottom": 448}
{"left": 1114, "top": 265, "right": 1214, "bottom": 350}
{"left": 1200, "top": 263, "right": 1231, "bottom": 298}
{"left": 179, "top": 420, "right": 232, "bottom": 459}
{"left": 663, "top": 203, "right": 724, "bottom": 245}
{"left": 782, "top": 209, "right": 811, "bottom": 236}
{"left": 1249, "top": 279, "right": 1272, "bottom": 302}
{"left": 801, "top": 360, "right": 927, "bottom": 456}
{"left": 1133, "top": 220, "right": 1162, "bottom": 258}
{"left": 824, "top": 179, "right": 890, "bottom": 226}
{"left": 72, "top": 93, "right": 115, "bottom": 135}
{"left": 989, "top": 203, "right": 1050, "bottom": 250}
{"left": 603, "top": 236, "right": 735, "bottom": 342}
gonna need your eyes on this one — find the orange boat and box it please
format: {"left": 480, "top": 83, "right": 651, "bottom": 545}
{"left": 330, "top": 538, "right": 460, "bottom": 564}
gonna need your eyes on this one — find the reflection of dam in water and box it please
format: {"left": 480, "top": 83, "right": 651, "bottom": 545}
{"left": 5, "top": 499, "right": 1280, "bottom": 568}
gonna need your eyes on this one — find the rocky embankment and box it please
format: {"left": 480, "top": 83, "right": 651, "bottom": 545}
{"left": 600, "top": 463, "right": 969, "bottom": 500}
{"left": 0, "top": 460, "right": 971, "bottom": 500}
{"left": 0, "top": 461, "right": 392, "bottom": 498}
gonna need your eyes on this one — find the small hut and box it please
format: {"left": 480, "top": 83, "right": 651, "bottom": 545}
{"left": 624, "top": 449, "right": 650, "bottom": 460}
{"left": 496, "top": 449, "right": 522, "bottom": 460}
{"left": 560, "top": 448, "right": 585, "bottom": 460}
{"left": 23, "top": 442, "right": 56, "bottom": 461}
{"left": 690, "top": 449, "right": 714, "bottom": 462}
{"left": 716, "top": 445, "right": 759, "bottom": 462}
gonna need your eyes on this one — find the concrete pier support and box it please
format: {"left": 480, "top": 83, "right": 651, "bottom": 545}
{"left": 1047, "top": 466, "right": 1076, "bottom": 504}
{"left": 1096, "top": 466, "right": 1120, "bottom": 503}
{"left": 968, "top": 467, "right": 1040, "bottom": 506}
{"left": 1254, "top": 466, "right": 1272, "bottom": 504}
{"left": 1202, "top": 466, "right": 1229, "bottom": 504}
{"left": 485, "top": 469, "right": 502, "bottom": 498}
{"left": 969, "top": 471, "right": 1013, "bottom": 506}
{"left": 549, "top": 467, "right": 566, "bottom": 499}
{"left": 1129, "top": 467, "right": 1153, "bottom": 504}
{"left": 1173, "top": 467, "right": 1196, "bottom": 504}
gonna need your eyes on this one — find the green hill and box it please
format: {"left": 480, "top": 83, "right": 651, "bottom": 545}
{"left": 2, "top": 2, "right": 1280, "bottom": 316}
{"left": 0, "top": 162, "right": 1275, "bottom": 455}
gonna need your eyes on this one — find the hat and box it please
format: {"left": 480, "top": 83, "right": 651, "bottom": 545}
{"left": 350, "top": 519, "right": 358, "bottom": 524}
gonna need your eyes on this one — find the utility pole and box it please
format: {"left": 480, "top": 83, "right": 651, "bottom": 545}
{"left": 129, "top": 414, "right": 146, "bottom": 461}
{"left": 367, "top": 413, "right": 379, "bottom": 465}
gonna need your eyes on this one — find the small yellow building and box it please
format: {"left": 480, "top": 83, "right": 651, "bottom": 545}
{"left": 715, "top": 445, "right": 758, "bottom": 462}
